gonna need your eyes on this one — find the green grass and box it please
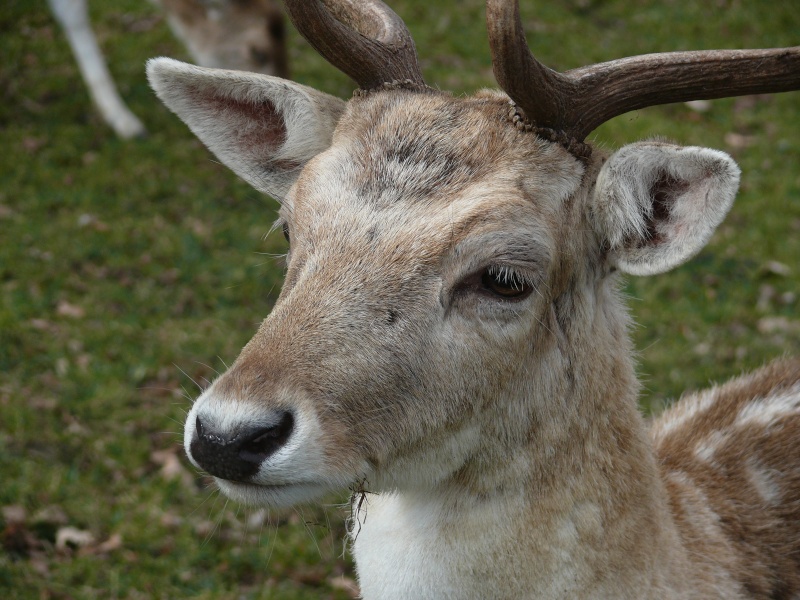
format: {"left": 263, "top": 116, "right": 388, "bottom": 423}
{"left": 1, "top": 0, "right": 798, "bottom": 597}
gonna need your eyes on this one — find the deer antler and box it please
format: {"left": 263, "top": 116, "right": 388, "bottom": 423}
{"left": 284, "top": 0, "right": 425, "bottom": 90}
{"left": 487, "top": 0, "right": 800, "bottom": 141}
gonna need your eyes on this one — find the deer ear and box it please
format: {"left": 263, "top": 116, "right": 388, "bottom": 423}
{"left": 589, "top": 142, "right": 740, "bottom": 276}
{"left": 146, "top": 58, "right": 346, "bottom": 201}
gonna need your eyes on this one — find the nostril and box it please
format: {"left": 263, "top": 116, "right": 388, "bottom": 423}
{"left": 239, "top": 411, "right": 294, "bottom": 464}
{"left": 193, "top": 414, "right": 223, "bottom": 446}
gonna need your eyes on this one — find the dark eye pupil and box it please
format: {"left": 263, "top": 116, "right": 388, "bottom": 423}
{"left": 481, "top": 270, "right": 529, "bottom": 298}
{"left": 282, "top": 223, "right": 290, "bottom": 243}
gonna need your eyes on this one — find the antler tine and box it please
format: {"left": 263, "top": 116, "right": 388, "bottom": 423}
{"left": 284, "top": 0, "right": 424, "bottom": 90}
{"left": 487, "top": 0, "right": 800, "bottom": 142}
{"left": 485, "top": 0, "right": 578, "bottom": 134}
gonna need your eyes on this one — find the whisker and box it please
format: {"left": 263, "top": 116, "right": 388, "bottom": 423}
{"left": 175, "top": 364, "right": 204, "bottom": 392}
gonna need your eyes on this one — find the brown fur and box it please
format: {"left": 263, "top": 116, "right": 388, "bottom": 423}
{"left": 653, "top": 359, "right": 800, "bottom": 598}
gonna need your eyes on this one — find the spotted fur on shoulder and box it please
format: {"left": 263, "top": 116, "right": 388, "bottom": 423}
{"left": 652, "top": 359, "right": 800, "bottom": 598}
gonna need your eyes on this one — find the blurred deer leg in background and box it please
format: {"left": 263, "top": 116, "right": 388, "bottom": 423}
{"left": 48, "top": 0, "right": 147, "bottom": 139}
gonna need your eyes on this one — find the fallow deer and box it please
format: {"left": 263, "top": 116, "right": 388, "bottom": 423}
{"left": 48, "top": 0, "right": 287, "bottom": 138}
{"left": 147, "top": 0, "right": 800, "bottom": 597}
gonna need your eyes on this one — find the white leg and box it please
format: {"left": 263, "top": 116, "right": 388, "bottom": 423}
{"left": 48, "top": 0, "right": 146, "bottom": 138}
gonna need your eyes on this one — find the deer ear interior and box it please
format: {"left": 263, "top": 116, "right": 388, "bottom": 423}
{"left": 589, "top": 142, "right": 740, "bottom": 276}
{"left": 146, "top": 57, "right": 346, "bottom": 201}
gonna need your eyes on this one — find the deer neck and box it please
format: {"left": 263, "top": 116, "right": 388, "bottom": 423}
{"left": 352, "top": 284, "right": 689, "bottom": 599}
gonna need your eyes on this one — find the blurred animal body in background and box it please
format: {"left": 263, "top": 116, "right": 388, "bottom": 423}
{"left": 47, "top": 0, "right": 287, "bottom": 138}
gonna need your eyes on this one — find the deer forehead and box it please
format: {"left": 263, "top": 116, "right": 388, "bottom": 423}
{"left": 283, "top": 90, "right": 587, "bottom": 270}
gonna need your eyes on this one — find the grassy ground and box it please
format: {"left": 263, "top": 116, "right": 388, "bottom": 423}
{"left": 1, "top": 0, "right": 798, "bottom": 598}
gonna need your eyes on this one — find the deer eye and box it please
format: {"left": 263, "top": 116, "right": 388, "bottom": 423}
{"left": 480, "top": 266, "right": 533, "bottom": 300}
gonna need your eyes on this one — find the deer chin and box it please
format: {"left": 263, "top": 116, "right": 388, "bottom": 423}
{"left": 214, "top": 478, "right": 331, "bottom": 508}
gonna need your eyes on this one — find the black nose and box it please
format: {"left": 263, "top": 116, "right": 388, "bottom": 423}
{"left": 190, "top": 411, "right": 294, "bottom": 482}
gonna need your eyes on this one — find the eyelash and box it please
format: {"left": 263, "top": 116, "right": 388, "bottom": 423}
{"left": 486, "top": 265, "right": 528, "bottom": 287}
{"left": 477, "top": 264, "right": 536, "bottom": 301}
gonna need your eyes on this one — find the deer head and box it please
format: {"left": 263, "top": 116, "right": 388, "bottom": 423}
{"left": 147, "top": 0, "right": 799, "bottom": 513}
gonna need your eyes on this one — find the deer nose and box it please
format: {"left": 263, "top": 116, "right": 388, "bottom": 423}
{"left": 190, "top": 411, "right": 294, "bottom": 482}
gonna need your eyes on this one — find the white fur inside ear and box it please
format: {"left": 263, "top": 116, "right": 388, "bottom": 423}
{"left": 146, "top": 57, "right": 346, "bottom": 201}
{"left": 591, "top": 142, "right": 740, "bottom": 276}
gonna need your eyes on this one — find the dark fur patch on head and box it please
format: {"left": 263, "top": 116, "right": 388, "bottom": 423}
{"left": 345, "top": 91, "right": 521, "bottom": 206}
